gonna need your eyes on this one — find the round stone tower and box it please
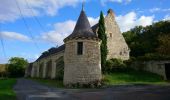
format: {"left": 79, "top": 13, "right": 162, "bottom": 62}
{"left": 63, "top": 8, "right": 102, "bottom": 86}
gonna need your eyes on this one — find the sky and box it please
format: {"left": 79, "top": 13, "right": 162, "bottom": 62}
{"left": 0, "top": 0, "right": 170, "bottom": 64}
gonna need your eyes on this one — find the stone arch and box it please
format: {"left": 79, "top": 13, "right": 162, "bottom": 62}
{"left": 46, "top": 60, "right": 52, "bottom": 78}
{"left": 55, "top": 56, "right": 64, "bottom": 80}
{"left": 34, "top": 66, "right": 38, "bottom": 78}
{"left": 39, "top": 62, "right": 44, "bottom": 78}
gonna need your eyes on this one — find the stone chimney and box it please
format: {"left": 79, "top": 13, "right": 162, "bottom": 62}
{"left": 107, "top": 9, "right": 115, "bottom": 18}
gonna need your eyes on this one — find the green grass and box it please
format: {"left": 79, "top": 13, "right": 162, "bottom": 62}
{"left": 103, "top": 70, "right": 168, "bottom": 85}
{"left": 0, "top": 78, "right": 17, "bottom": 100}
{"left": 31, "top": 78, "right": 64, "bottom": 88}
{"left": 31, "top": 70, "right": 169, "bottom": 89}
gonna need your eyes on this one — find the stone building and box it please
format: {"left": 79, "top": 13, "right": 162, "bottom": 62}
{"left": 92, "top": 9, "right": 130, "bottom": 60}
{"left": 25, "top": 8, "right": 130, "bottom": 85}
{"left": 131, "top": 61, "right": 170, "bottom": 80}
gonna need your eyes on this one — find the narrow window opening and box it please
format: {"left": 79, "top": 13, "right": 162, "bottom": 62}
{"left": 77, "top": 42, "right": 83, "bottom": 55}
{"left": 109, "top": 33, "right": 112, "bottom": 38}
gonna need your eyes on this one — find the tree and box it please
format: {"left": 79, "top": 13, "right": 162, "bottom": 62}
{"left": 123, "top": 21, "right": 170, "bottom": 57}
{"left": 7, "top": 57, "right": 28, "bottom": 77}
{"left": 97, "top": 11, "right": 108, "bottom": 73}
{"left": 157, "top": 34, "right": 170, "bottom": 55}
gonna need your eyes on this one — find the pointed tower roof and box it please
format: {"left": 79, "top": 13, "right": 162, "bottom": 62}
{"left": 64, "top": 8, "right": 98, "bottom": 41}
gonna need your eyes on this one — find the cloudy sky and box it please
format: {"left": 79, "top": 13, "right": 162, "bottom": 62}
{"left": 0, "top": 0, "right": 170, "bottom": 63}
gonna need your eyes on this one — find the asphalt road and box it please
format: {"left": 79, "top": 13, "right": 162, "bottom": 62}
{"left": 13, "top": 78, "right": 170, "bottom": 100}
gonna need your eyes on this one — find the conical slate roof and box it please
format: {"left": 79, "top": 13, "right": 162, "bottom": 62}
{"left": 64, "top": 9, "right": 98, "bottom": 41}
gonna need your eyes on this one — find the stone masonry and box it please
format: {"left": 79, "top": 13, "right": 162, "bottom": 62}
{"left": 64, "top": 39, "right": 102, "bottom": 85}
{"left": 25, "top": 8, "right": 130, "bottom": 86}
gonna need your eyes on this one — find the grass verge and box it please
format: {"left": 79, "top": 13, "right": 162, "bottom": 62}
{"left": 0, "top": 78, "right": 17, "bottom": 100}
{"left": 30, "top": 70, "right": 169, "bottom": 89}
{"left": 103, "top": 69, "right": 168, "bottom": 85}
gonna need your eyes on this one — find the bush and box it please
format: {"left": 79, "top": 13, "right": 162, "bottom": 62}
{"left": 124, "top": 57, "right": 136, "bottom": 67}
{"left": 106, "top": 58, "right": 127, "bottom": 73}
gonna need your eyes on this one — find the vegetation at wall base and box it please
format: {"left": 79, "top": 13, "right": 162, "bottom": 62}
{"left": 103, "top": 69, "right": 167, "bottom": 85}
{"left": 106, "top": 58, "right": 127, "bottom": 73}
{"left": 97, "top": 11, "right": 108, "bottom": 73}
{"left": 0, "top": 78, "right": 17, "bottom": 100}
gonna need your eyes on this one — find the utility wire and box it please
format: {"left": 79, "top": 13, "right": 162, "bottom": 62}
{"left": 14, "top": 0, "right": 40, "bottom": 51}
{"left": 24, "top": 0, "right": 57, "bottom": 46}
{"left": 0, "top": 23, "right": 7, "bottom": 58}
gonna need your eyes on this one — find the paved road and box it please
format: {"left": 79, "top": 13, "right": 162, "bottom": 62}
{"left": 14, "top": 78, "right": 170, "bottom": 100}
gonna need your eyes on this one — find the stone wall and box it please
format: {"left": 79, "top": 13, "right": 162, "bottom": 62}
{"left": 131, "top": 61, "right": 170, "bottom": 80}
{"left": 64, "top": 39, "right": 102, "bottom": 85}
{"left": 105, "top": 9, "right": 130, "bottom": 60}
{"left": 30, "top": 51, "right": 64, "bottom": 79}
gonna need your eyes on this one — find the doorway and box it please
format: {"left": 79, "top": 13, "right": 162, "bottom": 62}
{"left": 165, "top": 63, "right": 170, "bottom": 80}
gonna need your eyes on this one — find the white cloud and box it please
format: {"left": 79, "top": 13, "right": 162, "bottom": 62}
{"left": 0, "top": 31, "right": 30, "bottom": 41}
{"left": 116, "top": 12, "right": 154, "bottom": 32}
{"left": 0, "top": 0, "right": 84, "bottom": 23}
{"left": 101, "top": 0, "right": 132, "bottom": 5}
{"left": 164, "top": 15, "right": 170, "bottom": 21}
{"left": 149, "top": 7, "right": 170, "bottom": 13}
{"left": 40, "top": 20, "right": 76, "bottom": 45}
{"left": 40, "top": 17, "right": 99, "bottom": 45}
{"left": 39, "top": 12, "right": 154, "bottom": 45}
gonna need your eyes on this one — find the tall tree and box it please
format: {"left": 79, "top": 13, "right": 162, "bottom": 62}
{"left": 97, "top": 11, "right": 108, "bottom": 73}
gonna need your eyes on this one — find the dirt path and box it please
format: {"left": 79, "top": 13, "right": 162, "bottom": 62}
{"left": 14, "top": 78, "right": 170, "bottom": 100}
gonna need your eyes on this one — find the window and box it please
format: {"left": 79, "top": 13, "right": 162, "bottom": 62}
{"left": 109, "top": 33, "right": 112, "bottom": 38}
{"left": 77, "top": 42, "right": 83, "bottom": 55}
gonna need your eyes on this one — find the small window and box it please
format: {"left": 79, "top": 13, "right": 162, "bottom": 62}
{"left": 109, "top": 33, "right": 112, "bottom": 38}
{"left": 77, "top": 42, "right": 83, "bottom": 55}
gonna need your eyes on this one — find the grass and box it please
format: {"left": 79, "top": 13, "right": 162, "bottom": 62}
{"left": 31, "top": 78, "right": 64, "bottom": 88}
{"left": 103, "top": 69, "right": 168, "bottom": 85}
{"left": 30, "top": 70, "right": 169, "bottom": 89}
{"left": 0, "top": 78, "right": 17, "bottom": 100}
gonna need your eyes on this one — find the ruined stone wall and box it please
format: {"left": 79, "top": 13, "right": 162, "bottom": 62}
{"left": 105, "top": 9, "right": 130, "bottom": 60}
{"left": 131, "top": 61, "right": 170, "bottom": 80}
{"left": 64, "top": 39, "right": 102, "bottom": 85}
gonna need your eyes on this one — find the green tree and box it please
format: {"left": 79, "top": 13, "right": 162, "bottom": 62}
{"left": 123, "top": 21, "right": 170, "bottom": 57}
{"left": 97, "top": 11, "right": 108, "bottom": 73}
{"left": 157, "top": 34, "right": 170, "bottom": 55}
{"left": 7, "top": 57, "right": 28, "bottom": 77}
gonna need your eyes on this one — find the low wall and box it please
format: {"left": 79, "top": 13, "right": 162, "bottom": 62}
{"left": 131, "top": 61, "right": 170, "bottom": 80}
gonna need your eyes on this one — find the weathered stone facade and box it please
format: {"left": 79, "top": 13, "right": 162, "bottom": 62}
{"left": 92, "top": 9, "right": 130, "bottom": 60}
{"left": 64, "top": 39, "right": 102, "bottom": 85}
{"left": 25, "top": 8, "right": 130, "bottom": 85}
{"left": 131, "top": 61, "right": 170, "bottom": 80}
{"left": 28, "top": 50, "right": 64, "bottom": 79}
{"left": 105, "top": 9, "right": 130, "bottom": 60}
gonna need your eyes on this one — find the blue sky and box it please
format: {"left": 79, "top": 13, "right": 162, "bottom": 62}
{"left": 0, "top": 0, "right": 170, "bottom": 63}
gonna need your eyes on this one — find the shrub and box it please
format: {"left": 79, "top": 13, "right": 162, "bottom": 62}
{"left": 106, "top": 58, "right": 127, "bottom": 73}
